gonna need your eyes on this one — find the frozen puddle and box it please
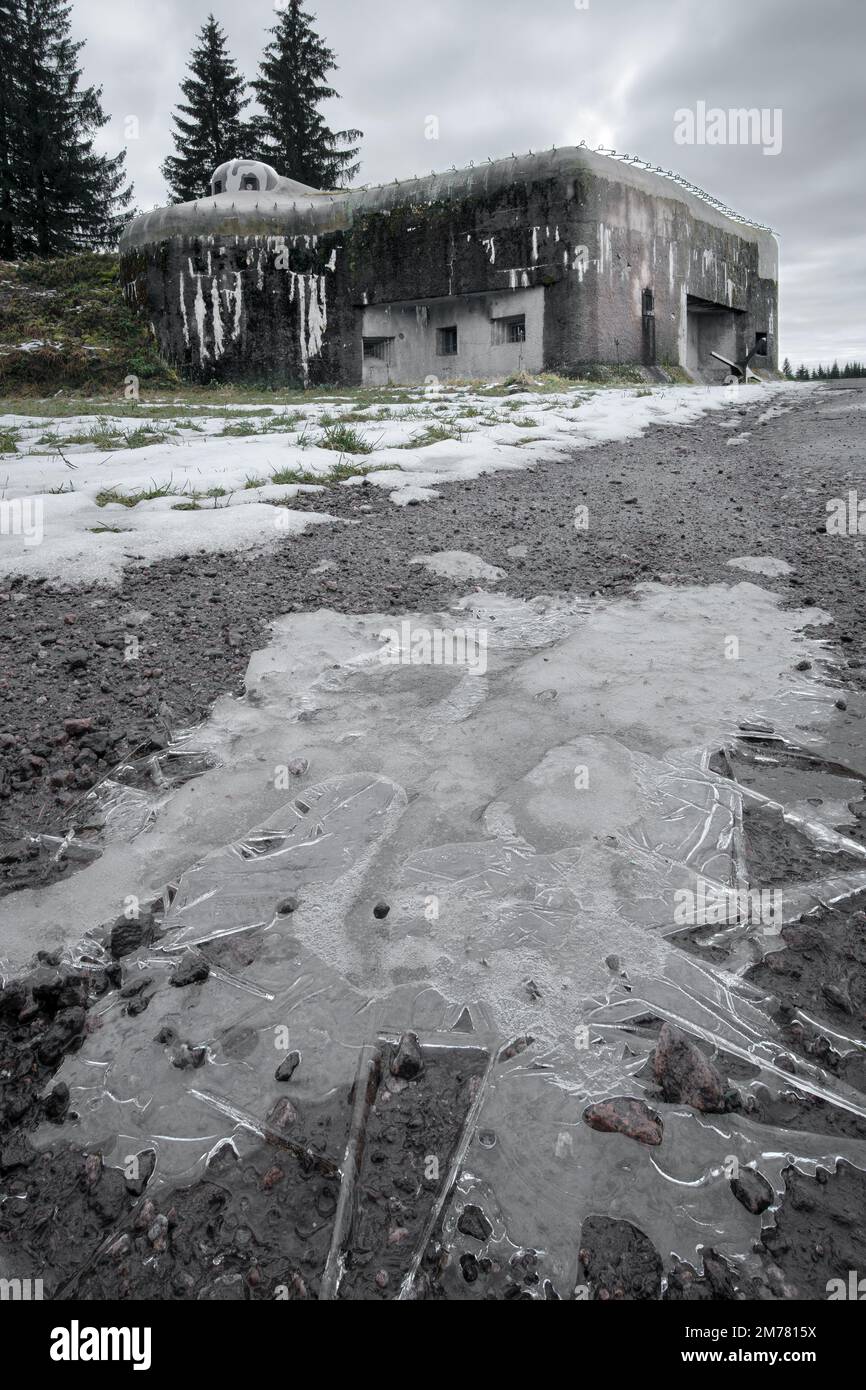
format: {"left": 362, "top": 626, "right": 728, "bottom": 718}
{"left": 9, "top": 578, "right": 866, "bottom": 1292}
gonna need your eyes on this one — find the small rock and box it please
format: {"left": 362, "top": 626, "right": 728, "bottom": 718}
{"left": 109, "top": 914, "right": 151, "bottom": 960}
{"left": 730, "top": 1167, "right": 774, "bottom": 1215}
{"left": 651, "top": 1022, "right": 727, "bottom": 1112}
{"left": 457, "top": 1204, "right": 493, "bottom": 1242}
{"left": 583, "top": 1096, "right": 663, "bottom": 1146}
{"left": 43, "top": 1082, "right": 70, "bottom": 1122}
{"left": 64, "top": 717, "right": 94, "bottom": 737}
{"left": 390, "top": 1031, "right": 424, "bottom": 1081}
{"left": 169, "top": 955, "right": 210, "bottom": 988}
{"left": 267, "top": 1097, "right": 298, "bottom": 1133}
{"left": 373, "top": 901, "right": 390, "bottom": 920}
{"left": 275, "top": 1050, "right": 301, "bottom": 1083}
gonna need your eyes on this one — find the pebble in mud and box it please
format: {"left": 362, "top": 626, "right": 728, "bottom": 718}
{"left": 169, "top": 955, "right": 210, "bottom": 988}
{"left": 651, "top": 1022, "right": 729, "bottom": 1113}
{"left": 457, "top": 1205, "right": 493, "bottom": 1243}
{"left": 267, "top": 1097, "right": 299, "bottom": 1133}
{"left": 730, "top": 1166, "right": 775, "bottom": 1215}
{"left": 583, "top": 1096, "right": 663, "bottom": 1146}
{"left": 390, "top": 1031, "right": 424, "bottom": 1080}
{"left": 275, "top": 1050, "right": 301, "bottom": 1083}
{"left": 373, "top": 901, "right": 391, "bottom": 920}
{"left": 109, "top": 912, "right": 153, "bottom": 959}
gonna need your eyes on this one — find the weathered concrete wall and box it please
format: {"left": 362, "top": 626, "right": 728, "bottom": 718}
{"left": 360, "top": 286, "right": 544, "bottom": 385}
{"left": 119, "top": 147, "right": 778, "bottom": 387}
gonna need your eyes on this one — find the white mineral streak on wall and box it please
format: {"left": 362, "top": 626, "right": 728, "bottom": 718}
{"left": 288, "top": 272, "right": 307, "bottom": 380}
{"left": 211, "top": 280, "right": 225, "bottom": 358}
{"left": 178, "top": 269, "right": 190, "bottom": 348}
{"left": 306, "top": 275, "right": 328, "bottom": 360}
{"left": 327, "top": 248, "right": 338, "bottom": 271}
{"left": 531, "top": 227, "right": 539, "bottom": 263}
{"left": 193, "top": 276, "right": 208, "bottom": 362}
{"left": 669, "top": 242, "right": 676, "bottom": 292}
{"left": 482, "top": 237, "right": 496, "bottom": 265}
{"left": 287, "top": 271, "right": 328, "bottom": 383}
{"left": 231, "top": 272, "right": 243, "bottom": 339}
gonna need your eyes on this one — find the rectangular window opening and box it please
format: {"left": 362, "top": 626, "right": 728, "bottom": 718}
{"left": 491, "top": 314, "right": 527, "bottom": 346}
{"left": 437, "top": 325, "right": 459, "bottom": 356}
{"left": 363, "top": 337, "right": 394, "bottom": 363}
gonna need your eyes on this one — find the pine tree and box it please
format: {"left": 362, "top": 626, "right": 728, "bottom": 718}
{"left": 250, "top": 1, "right": 361, "bottom": 188}
{"left": 4, "top": 0, "right": 132, "bottom": 257}
{"left": 161, "top": 15, "right": 250, "bottom": 204}
{"left": 781, "top": 357, "right": 792, "bottom": 379}
{"left": 0, "top": 0, "right": 20, "bottom": 257}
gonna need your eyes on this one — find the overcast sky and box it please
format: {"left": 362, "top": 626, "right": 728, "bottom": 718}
{"left": 75, "top": 0, "right": 864, "bottom": 368}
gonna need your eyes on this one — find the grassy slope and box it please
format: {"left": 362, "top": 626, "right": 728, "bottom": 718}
{"left": 0, "top": 253, "right": 175, "bottom": 394}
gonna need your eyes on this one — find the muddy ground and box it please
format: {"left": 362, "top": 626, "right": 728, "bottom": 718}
{"left": 2, "top": 379, "right": 866, "bottom": 1299}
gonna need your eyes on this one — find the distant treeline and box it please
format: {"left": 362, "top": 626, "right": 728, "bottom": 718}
{"left": 782, "top": 358, "right": 866, "bottom": 380}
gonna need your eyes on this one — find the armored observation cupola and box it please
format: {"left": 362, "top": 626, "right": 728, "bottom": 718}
{"left": 209, "top": 160, "right": 281, "bottom": 197}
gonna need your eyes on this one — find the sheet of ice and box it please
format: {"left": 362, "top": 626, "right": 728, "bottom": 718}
{"left": 409, "top": 550, "right": 507, "bottom": 583}
{"left": 0, "top": 382, "right": 801, "bottom": 585}
{"left": 6, "top": 573, "right": 863, "bottom": 1281}
{"left": 727, "top": 555, "right": 793, "bottom": 577}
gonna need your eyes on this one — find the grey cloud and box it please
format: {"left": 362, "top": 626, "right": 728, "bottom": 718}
{"left": 75, "top": 0, "right": 863, "bottom": 368}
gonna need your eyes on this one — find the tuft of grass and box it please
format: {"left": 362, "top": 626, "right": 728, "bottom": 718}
{"left": 96, "top": 477, "right": 191, "bottom": 507}
{"left": 0, "top": 426, "right": 20, "bottom": 452}
{"left": 400, "top": 422, "right": 467, "bottom": 449}
{"left": 268, "top": 458, "right": 399, "bottom": 487}
{"left": 319, "top": 422, "right": 374, "bottom": 455}
{"left": 268, "top": 465, "right": 324, "bottom": 486}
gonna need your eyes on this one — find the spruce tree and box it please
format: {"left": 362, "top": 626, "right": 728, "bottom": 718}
{"left": 8, "top": 0, "right": 131, "bottom": 256}
{"left": 0, "top": 0, "right": 20, "bottom": 257}
{"left": 250, "top": 1, "right": 361, "bottom": 188}
{"left": 781, "top": 357, "right": 792, "bottom": 379}
{"left": 161, "top": 15, "right": 250, "bottom": 204}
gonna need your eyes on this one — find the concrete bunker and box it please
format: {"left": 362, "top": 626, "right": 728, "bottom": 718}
{"left": 120, "top": 148, "right": 778, "bottom": 388}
